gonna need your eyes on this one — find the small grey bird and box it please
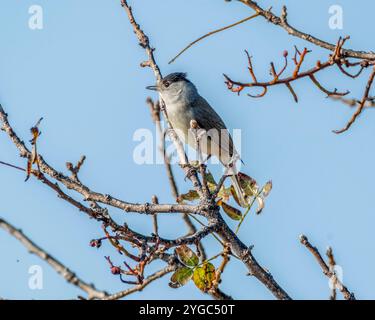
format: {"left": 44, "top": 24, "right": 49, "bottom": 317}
{"left": 147, "top": 72, "right": 246, "bottom": 206}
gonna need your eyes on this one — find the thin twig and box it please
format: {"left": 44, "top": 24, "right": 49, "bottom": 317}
{"left": 0, "top": 160, "right": 25, "bottom": 172}
{"left": 299, "top": 235, "right": 355, "bottom": 300}
{"left": 326, "top": 247, "right": 337, "bottom": 300}
{"left": 103, "top": 265, "right": 174, "bottom": 300}
{"left": 333, "top": 66, "right": 375, "bottom": 134}
{"left": 168, "top": 13, "right": 259, "bottom": 64}
{"left": 0, "top": 217, "right": 108, "bottom": 299}
{"left": 151, "top": 195, "right": 159, "bottom": 236}
{"left": 238, "top": 1, "right": 375, "bottom": 60}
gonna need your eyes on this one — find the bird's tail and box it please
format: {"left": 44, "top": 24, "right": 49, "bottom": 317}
{"left": 230, "top": 174, "right": 247, "bottom": 208}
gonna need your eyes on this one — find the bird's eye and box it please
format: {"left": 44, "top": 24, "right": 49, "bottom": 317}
{"left": 164, "top": 81, "right": 170, "bottom": 88}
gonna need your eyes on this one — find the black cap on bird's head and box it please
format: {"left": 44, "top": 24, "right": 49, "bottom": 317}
{"left": 146, "top": 72, "right": 190, "bottom": 91}
{"left": 162, "top": 72, "right": 189, "bottom": 83}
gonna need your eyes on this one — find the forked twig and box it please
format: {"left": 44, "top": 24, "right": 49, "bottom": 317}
{"left": 300, "top": 235, "right": 355, "bottom": 300}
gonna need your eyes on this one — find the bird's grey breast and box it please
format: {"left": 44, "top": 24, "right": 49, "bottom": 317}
{"left": 166, "top": 98, "right": 195, "bottom": 135}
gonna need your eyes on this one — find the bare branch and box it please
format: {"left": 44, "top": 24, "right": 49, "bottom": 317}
{"left": 0, "top": 107, "right": 202, "bottom": 216}
{"left": 103, "top": 265, "right": 174, "bottom": 300}
{"left": 326, "top": 247, "right": 337, "bottom": 300}
{"left": 333, "top": 66, "right": 375, "bottom": 134}
{"left": 0, "top": 217, "right": 108, "bottom": 300}
{"left": 330, "top": 96, "right": 375, "bottom": 108}
{"left": 224, "top": 35, "right": 374, "bottom": 133}
{"left": 299, "top": 235, "right": 355, "bottom": 300}
{"left": 218, "top": 219, "right": 291, "bottom": 300}
{"left": 151, "top": 195, "right": 159, "bottom": 236}
{"left": 238, "top": 1, "right": 375, "bottom": 60}
{"left": 66, "top": 155, "right": 86, "bottom": 183}
{"left": 224, "top": 38, "right": 355, "bottom": 99}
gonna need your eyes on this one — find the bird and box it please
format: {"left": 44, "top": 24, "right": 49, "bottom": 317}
{"left": 147, "top": 72, "right": 247, "bottom": 207}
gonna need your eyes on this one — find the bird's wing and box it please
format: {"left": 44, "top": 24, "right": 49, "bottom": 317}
{"left": 190, "top": 95, "right": 237, "bottom": 164}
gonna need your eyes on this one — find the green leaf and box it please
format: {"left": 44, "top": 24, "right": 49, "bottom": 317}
{"left": 177, "top": 190, "right": 199, "bottom": 203}
{"left": 238, "top": 172, "right": 258, "bottom": 197}
{"left": 189, "top": 160, "right": 200, "bottom": 168}
{"left": 176, "top": 245, "right": 199, "bottom": 267}
{"left": 220, "top": 201, "right": 242, "bottom": 221}
{"left": 205, "top": 171, "right": 216, "bottom": 184}
{"left": 193, "top": 262, "right": 215, "bottom": 292}
{"left": 205, "top": 171, "right": 217, "bottom": 193}
{"left": 169, "top": 267, "right": 194, "bottom": 288}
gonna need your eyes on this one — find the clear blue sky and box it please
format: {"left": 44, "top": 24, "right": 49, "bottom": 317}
{"left": 0, "top": 0, "right": 374, "bottom": 300}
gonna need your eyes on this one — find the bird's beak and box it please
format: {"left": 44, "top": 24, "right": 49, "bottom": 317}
{"left": 146, "top": 85, "right": 158, "bottom": 91}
